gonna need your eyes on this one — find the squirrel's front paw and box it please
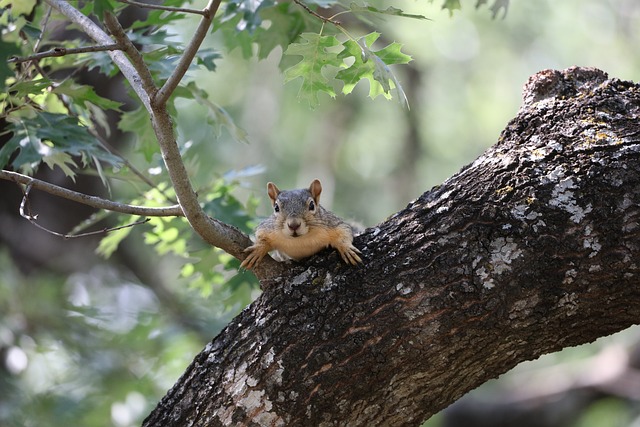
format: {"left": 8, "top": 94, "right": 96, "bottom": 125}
{"left": 240, "top": 245, "right": 268, "bottom": 270}
{"left": 338, "top": 245, "right": 362, "bottom": 265}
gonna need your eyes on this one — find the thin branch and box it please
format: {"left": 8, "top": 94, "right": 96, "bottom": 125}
{"left": 8, "top": 44, "right": 123, "bottom": 64}
{"left": 33, "top": 6, "right": 53, "bottom": 53}
{"left": 292, "top": 0, "right": 343, "bottom": 26}
{"left": 44, "top": 0, "right": 152, "bottom": 111}
{"left": 1, "top": 170, "right": 183, "bottom": 217}
{"left": 117, "top": 0, "right": 208, "bottom": 16}
{"left": 103, "top": 12, "right": 158, "bottom": 98}
{"left": 19, "top": 184, "right": 151, "bottom": 239}
{"left": 154, "top": 0, "right": 222, "bottom": 105}
{"left": 19, "top": 182, "right": 36, "bottom": 220}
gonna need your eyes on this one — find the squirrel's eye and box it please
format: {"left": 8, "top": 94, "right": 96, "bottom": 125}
{"left": 274, "top": 202, "right": 280, "bottom": 213}
{"left": 309, "top": 200, "right": 315, "bottom": 211}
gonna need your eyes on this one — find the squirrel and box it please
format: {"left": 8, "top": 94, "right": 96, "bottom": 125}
{"left": 240, "top": 179, "right": 362, "bottom": 269}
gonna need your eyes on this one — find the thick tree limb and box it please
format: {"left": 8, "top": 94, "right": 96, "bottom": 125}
{"left": 143, "top": 67, "right": 640, "bottom": 426}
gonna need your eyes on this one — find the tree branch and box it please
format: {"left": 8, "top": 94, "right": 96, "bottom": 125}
{"left": 8, "top": 44, "right": 123, "bottom": 64}
{"left": 19, "top": 182, "right": 151, "bottom": 238}
{"left": 292, "top": 0, "right": 343, "bottom": 27}
{"left": 0, "top": 170, "right": 183, "bottom": 216}
{"left": 103, "top": 12, "right": 158, "bottom": 98}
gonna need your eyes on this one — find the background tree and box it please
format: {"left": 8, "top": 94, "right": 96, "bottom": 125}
{"left": 2, "top": 1, "right": 640, "bottom": 426}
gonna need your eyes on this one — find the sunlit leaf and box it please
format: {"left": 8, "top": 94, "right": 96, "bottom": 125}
{"left": 284, "top": 33, "right": 343, "bottom": 108}
{"left": 43, "top": 151, "right": 78, "bottom": 180}
{"left": 336, "top": 32, "right": 411, "bottom": 108}
{"left": 0, "top": 0, "right": 37, "bottom": 15}
{"left": 53, "top": 80, "right": 123, "bottom": 111}
{"left": 96, "top": 217, "right": 137, "bottom": 258}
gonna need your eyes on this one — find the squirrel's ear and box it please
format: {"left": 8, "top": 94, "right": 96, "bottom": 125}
{"left": 267, "top": 182, "right": 280, "bottom": 203}
{"left": 309, "top": 179, "right": 322, "bottom": 201}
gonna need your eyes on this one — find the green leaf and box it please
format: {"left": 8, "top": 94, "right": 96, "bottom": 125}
{"left": 1, "top": 112, "right": 121, "bottom": 174}
{"left": 255, "top": 3, "right": 306, "bottom": 60}
{"left": 336, "top": 33, "right": 411, "bottom": 108}
{"left": 92, "top": 0, "right": 115, "bottom": 19}
{"left": 196, "top": 48, "right": 222, "bottom": 72}
{"left": 42, "top": 151, "right": 78, "bottom": 180}
{"left": 53, "top": 81, "right": 123, "bottom": 111}
{"left": 144, "top": 46, "right": 182, "bottom": 82}
{"left": 176, "top": 82, "right": 250, "bottom": 145}
{"left": 5, "top": 77, "right": 52, "bottom": 98}
{"left": 118, "top": 106, "right": 159, "bottom": 162}
{"left": 129, "top": 2, "right": 187, "bottom": 29}
{"left": 284, "top": 33, "right": 343, "bottom": 108}
{"left": 222, "top": 0, "right": 275, "bottom": 34}
{"left": 0, "top": 124, "right": 42, "bottom": 172}
{"left": 0, "top": 40, "right": 20, "bottom": 86}
{"left": 348, "top": 3, "right": 429, "bottom": 20}
{"left": 0, "top": 0, "right": 37, "bottom": 15}
{"left": 96, "top": 217, "right": 137, "bottom": 258}
{"left": 434, "top": 0, "right": 461, "bottom": 15}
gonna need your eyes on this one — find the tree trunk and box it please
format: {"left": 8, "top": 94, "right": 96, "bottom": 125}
{"left": 143, "top": 66, "right": 640, "bottom": 427}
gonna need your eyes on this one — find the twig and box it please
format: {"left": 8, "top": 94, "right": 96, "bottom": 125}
{"left": 154, "top": 0, "right": 222, "bottom": 105}
{"left": 8, "top": 44, "right": 123, "bottom": 64}
{"left": 117, "top": 0, "right": 208, "bottom": 16}
{"left": 1, "top": 170, "right": 183, "bottom": 217}
{"left": 33, "top": 6, "right": 53, "bottom": 53}
{"left": 19, "top": 184, "right": 151, "bottom": 239}
{"left": 19, "top": 182, "right": 36, "bottom": 220}
{"left": 292, "top": 0, "right": 342, "bottom": 26}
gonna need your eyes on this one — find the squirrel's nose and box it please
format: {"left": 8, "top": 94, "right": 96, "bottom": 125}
{"left": 288, "top": 221, "right": 301, "bottom": 231}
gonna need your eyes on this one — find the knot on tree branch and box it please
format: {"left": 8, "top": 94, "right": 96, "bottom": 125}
{"left": 520, "top": 66, "right": 609, "bottom": 109}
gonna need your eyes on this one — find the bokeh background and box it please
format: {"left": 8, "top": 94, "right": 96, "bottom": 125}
{"left": 2, "top": 0, "right": 640, "bottom": 426}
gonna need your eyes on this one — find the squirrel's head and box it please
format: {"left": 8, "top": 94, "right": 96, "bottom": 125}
{"left": 267, "top": 179, "right": 323, "bottom": 237}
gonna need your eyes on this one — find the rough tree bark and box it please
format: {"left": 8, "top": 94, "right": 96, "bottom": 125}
{"left": 143, "top": 67, "right": 640, "bottom": 426}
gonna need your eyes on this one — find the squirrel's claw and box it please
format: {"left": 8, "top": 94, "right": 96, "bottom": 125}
{"left": 240, "top": 244, "right": 268, "bottom": 270}
{"left": 338, "top": 245, "right": 362, "bottom": 265}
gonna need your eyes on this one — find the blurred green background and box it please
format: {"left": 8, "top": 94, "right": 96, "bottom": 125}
{"left": 2, "top": 0, "right": 640, "bottom": 426}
